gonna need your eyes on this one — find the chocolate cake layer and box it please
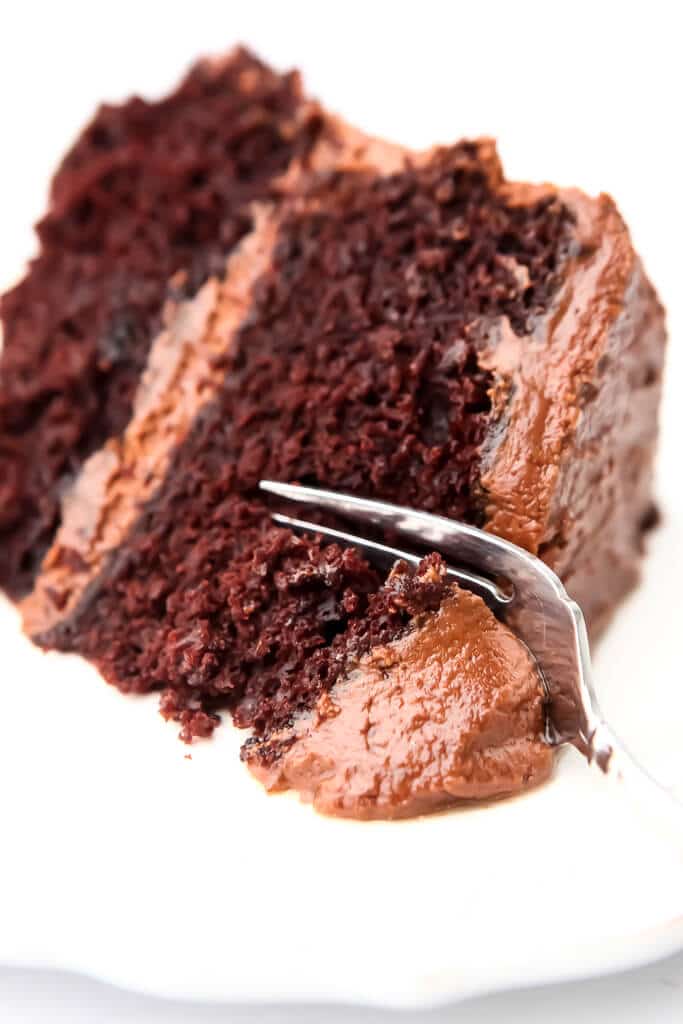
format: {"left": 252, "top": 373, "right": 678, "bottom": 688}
{"left": 0, "top": 48, "right": 328, "bottom": 598}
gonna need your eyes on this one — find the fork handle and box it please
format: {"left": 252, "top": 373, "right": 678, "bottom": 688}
{"left": 591, "top": 720, "right": 683, "bottom": 849}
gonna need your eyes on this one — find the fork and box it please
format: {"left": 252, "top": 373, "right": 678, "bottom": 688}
{"left": 260, "top": 479, "right": 683, "bottom": 837}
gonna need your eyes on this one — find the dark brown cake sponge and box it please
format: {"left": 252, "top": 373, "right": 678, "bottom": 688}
{"left": 0, "top": 48, "right": 325, "bottom": 597}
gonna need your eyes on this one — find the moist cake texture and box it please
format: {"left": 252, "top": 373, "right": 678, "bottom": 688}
{"left": 0, "top": 48, "right": 325, "bottom": 597}
{"left": 8, "top": 53, "right": 667, "bottom": 818}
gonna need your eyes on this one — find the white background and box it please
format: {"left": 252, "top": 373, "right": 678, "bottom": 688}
{"left": 2, "top": 1, "right": 682, "bottom": 1020}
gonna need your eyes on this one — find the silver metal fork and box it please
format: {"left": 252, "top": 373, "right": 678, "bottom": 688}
{"left": 260, "top": 480, "right": 683, "bottom": 836}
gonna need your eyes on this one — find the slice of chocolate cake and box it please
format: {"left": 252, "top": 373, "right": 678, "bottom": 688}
{"left": 20, "top": 130, "right": 666, "bottom": 818}
{"left": 0, "top": 48, "right": 338, "bottom": 598}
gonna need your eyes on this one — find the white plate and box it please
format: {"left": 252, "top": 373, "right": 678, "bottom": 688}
{"left": 1, "top": 5, "right": 683, "bottom": 1009}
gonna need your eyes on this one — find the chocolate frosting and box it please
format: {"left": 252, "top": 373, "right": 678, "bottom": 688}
{"left": 478, "top": 186, "right": 665, "bottom": 633}
{"left": 22, "top": 215, "right": 279, "bottom": 636}
{"left": 247, "top": 586, "right": 552, "bottom": 819}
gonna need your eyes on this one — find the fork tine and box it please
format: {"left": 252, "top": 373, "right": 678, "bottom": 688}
{"left": 272, "top": 512, "right": 510, "bottom": 608}
{"left": 259, "top": 479, "right": 547, "bottom": 587}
